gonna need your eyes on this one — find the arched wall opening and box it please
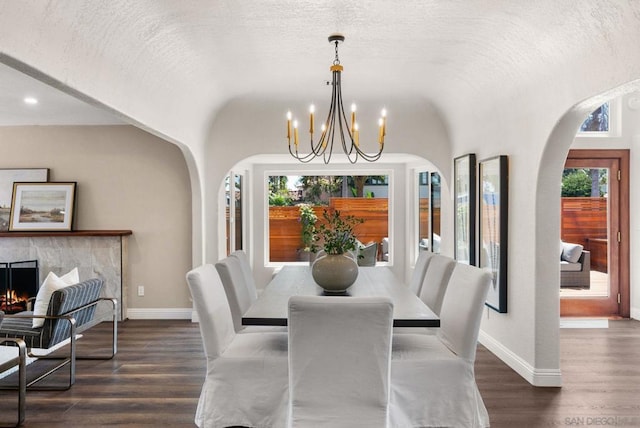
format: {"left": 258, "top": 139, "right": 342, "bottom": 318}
{"left": 215, "top": 153, "right": 451, "bottom": 290}
{"left": 536, "top": 81, "right": 640, "bottom": 376}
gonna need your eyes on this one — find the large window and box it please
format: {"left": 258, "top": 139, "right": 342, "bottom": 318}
{"left": 267, "top": 175, "right": 389, "bottom": 263}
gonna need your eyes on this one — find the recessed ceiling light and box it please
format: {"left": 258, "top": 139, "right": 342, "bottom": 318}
{"left": 23, "top": 97, "right": 38, "bottom": 105}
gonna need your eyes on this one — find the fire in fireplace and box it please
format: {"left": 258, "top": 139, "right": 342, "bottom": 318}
{"left": 0, "top": 260, "right": 39, "bottom": 314}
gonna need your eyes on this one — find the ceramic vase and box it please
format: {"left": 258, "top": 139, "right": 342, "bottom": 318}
{"left": 311, "top": 253, "right": 359, "bottom": 293}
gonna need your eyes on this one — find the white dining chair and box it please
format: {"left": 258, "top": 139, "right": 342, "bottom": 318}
{"left": 186, "top": 264, "right": 289, "bottom": 428}
{"left": 215, "top": 255, "right": 258, "bottom": 333}
{"left": 288, "top": 295, "right": 394, "bottom": 428}
{"left": 407, "top": 250, "right": 435, "bottom": 295}
{"left": 389, "top": 262, "right": 492, "bottom": 428}
{"left": 418, "top": 253, "right": 455, "bottom": 316}
{"left": 229, "top": 250, "right": 258, "bottom": 295}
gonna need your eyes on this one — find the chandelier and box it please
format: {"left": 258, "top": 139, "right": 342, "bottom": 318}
{"left": 286, "top": 34, "right": 386, "bottom": 164}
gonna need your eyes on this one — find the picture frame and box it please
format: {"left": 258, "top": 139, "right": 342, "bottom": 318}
{"left": 478, "top": 155, "right": 508, "bottom": 313}
{"left": 9, "top": 182, "right": 76, "bottom": 232}
{"left": 0, "top": 168, "right": 49, "bottom": 231}
{"left": 429, "top": 172, "right": 441, "bottom": 254}
{"left": 454, "top": 154, "right": 476, "bottom": 265}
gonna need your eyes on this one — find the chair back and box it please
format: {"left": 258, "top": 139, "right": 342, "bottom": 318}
{"left": 215, "top": 256, "right": 257, "bottom": 332}
{"left": 438, "top": 262, "right": 491, "bottom": 361}
{"left": 288, "top": 296, "right": 393, "bottom": 427}
{"left": 47, "top": 278, "right": 103, "bottom": 347}
{"left": 229, "top": 250, "right": 259, "bottom": 300}
{"left": 358, "top": 242, "right": 378, "bottom": 267}
{"left": 418, "top": 254, "right": 455, "bottom": 316}
{"left": 407, "top": 250, "right": 434, "bottom": 295}
{"left": 186, "top": 264, "right": 235, "bottom": 360}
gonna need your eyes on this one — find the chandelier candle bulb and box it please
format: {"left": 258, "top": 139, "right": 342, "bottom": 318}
{"left": 378, "top": 118, "right": 384, "bottom": 144}
{"left": 294, "top": 120, "right": 299, "bottom": 147}
{"left": 286, "top": 111, "right": 292, "bottom": 141}
{"left": 351, "top": 103, "right": 356, "bottom": 132}
{"left": 309, "top": 105, "right": 315, "bottom": 134}
{"left": 381, "top": 109, "right": 387, "bottom": 136}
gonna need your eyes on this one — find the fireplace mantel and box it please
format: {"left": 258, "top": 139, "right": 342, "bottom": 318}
{"left": 0, "top": 230, "right": 132, "bottom": 320}
{"left": 0, "top": 230, "right": 132, "bottom": 238}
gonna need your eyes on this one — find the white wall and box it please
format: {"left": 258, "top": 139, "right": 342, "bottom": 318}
{"left": 0, "top": 125, "right": 193, "bottom": 318}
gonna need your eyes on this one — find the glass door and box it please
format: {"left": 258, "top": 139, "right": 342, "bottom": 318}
{"left": 560, "top": 157, "right": 620, "bottom": 317}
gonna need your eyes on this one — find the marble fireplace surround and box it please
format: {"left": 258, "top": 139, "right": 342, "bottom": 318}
{"left": 0, "top": 230, "right": 131, "bottom": 322}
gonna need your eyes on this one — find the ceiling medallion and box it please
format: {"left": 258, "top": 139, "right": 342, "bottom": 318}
{"left": 286, "top": 34, "right": 386, "bottom": 163}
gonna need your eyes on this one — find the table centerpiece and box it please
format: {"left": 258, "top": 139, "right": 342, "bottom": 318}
{"left": 310, "top": 209, "right": 364, "bottom": 293}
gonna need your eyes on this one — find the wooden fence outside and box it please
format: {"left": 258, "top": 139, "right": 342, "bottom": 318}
{"left": 269, "top": 198, "right": 390, "bottom": 262}
{"left": 560, "top": 197, "right": 607, "bottom": 247}
{"left": 250, "top": 196, "right": 606, "bottom": 264}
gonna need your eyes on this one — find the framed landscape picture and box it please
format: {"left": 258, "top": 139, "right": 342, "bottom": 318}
{"left": 479, "top": 155, "right": 508, "bottom": 313}
{"left": 0, "top": 168, "right": 49, "bottom": 231}
{"left": 9, "top": 182, "right": 76, "bottom": 231}
{"left": 454, "top": 154, "right": 476, "bottom": 265}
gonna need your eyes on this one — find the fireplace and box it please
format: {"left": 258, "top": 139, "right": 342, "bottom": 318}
{"left": 0, "top": 260, "right": 39, "bottom": 314}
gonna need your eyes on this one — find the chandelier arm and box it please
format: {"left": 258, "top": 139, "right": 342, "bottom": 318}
{"left": 334, "top": 81, "right": 359, "bottom": 163}
{"left": 288, "top": 143, "right": 321, "bottom": 163}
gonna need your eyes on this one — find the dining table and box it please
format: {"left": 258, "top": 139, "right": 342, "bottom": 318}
{"left": 242, "top": 265, "right": 440, "bottom": 328}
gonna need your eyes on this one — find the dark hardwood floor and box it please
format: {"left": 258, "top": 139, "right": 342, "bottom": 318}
{"left": 1, "top": 318, "right": 639, "bottom": 427}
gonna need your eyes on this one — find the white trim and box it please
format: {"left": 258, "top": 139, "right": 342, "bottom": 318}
{"left": 631, "top": 305, "right": 640, "bottom": 320}
{"left": 478, "top": 329, "right": 563, "bottom": 387}
{"left": 560, "top": 318, "right": 608, "bottom": 328}
{"left": 126, "top": 308, "right": 193, "bottom": 320}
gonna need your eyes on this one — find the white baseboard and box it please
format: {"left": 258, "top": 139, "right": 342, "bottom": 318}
{"left": 126, "top": 308, "right": 193, "bottom": 320}
{"left": 631, "top": 306, "right": 640, "bottom": 320}
{"left": 478, "top": 329, "right": 563, "bottom": 387}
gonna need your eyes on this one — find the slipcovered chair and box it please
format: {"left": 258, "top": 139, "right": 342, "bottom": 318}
{"left": 0, "top": 278, "right": 118, "bottom": 390}
{"left": 186, "top": 264, "right": 289, "bottom": 428}
{"left": 229, "top": 250, "right": 258, "bottom": 294}
{"left": 407, "top": 250, "right": 435, "bottom": 296}
{"left": 418, "top": 254, "right": 456, "bottom": 316}
{"left": 0, "top": 311, "right": 27, "bottom": 426}
{"left": 288, "top": 296, "right": 394, "bottom": 427}
{"left": 215, "top": 256, "right": 258, "bottom": 333}
{"left": 390, "top": 262, "right": 492, "bottom": 428}
{"left": 394, "top": 253, "right": 451, "bottom": 335}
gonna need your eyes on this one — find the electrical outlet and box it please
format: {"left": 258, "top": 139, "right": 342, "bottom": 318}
{"left": 138, "top": 285, "right": 144, "bottom": 296}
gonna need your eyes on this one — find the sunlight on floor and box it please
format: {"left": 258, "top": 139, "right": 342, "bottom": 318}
{"left": 560, "top": 270, "right": 608, "bottom": 297}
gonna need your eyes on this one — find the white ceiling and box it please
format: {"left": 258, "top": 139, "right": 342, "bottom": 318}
{"left": 0, "top": 62, "right": 121, "bottom": 126}
{"left": 0, "top": 1, "right": 639, "bottom": 143}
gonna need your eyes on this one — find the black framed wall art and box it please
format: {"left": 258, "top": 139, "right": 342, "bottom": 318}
{"left": 454, "top": 154, "right": 476, "bottom": 265}
{"left": 478, "top": 155, "right": 508, "bottom": 313}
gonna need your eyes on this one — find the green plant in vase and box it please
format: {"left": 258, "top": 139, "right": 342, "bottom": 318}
{"left": 311, "top": 209, "right": 364, "bottom": 292}
{"left": 313, "top": 209, "right": 364, "bottom": 255}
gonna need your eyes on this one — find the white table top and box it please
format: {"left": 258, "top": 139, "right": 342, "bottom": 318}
{"left": 242, "top": 265, "right": 440, "bottom": 328}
